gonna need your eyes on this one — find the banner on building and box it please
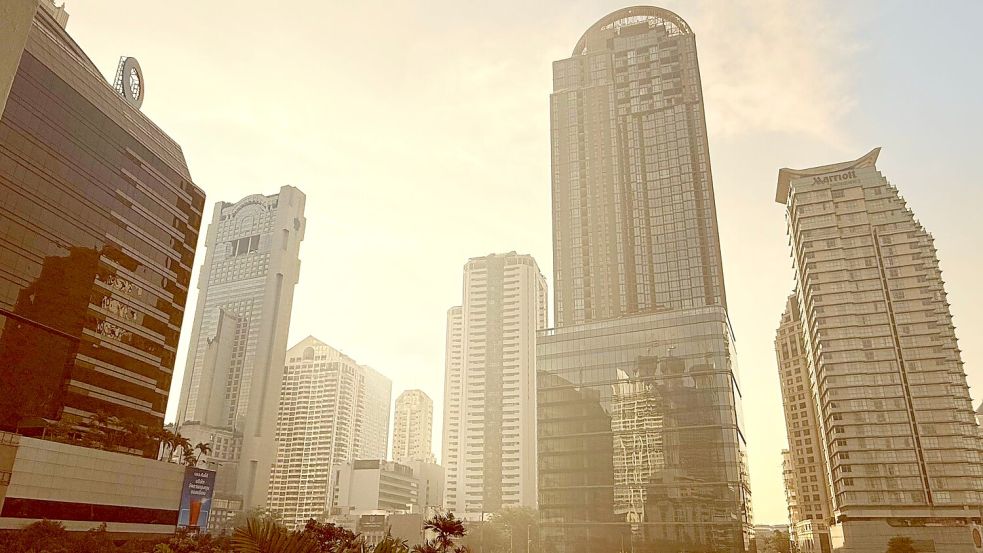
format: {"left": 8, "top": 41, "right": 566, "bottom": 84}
{"left": 177, "top": 467, "right": 216, "bottom": 531}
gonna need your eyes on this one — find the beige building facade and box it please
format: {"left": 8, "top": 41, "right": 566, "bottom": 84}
{"left": 392, "top": 390, "right": 435, "bottom": 465}
{"left": 549, "top": 6, "right": 727, "bottom": 327}
{"left": 776, "top": 148, "right": 983, "bottom": 552}
{"left": 776, "top": 295, "right": 832, "bottom": 553}
{"left": 442, "top": 252, "right": 547, "bottom": 517}
{"left": 267, "top": 336, "right": 392, "bottom": 529}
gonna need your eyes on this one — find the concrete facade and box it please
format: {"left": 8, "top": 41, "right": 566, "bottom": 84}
{"left": 442, "top": 252, "right": 547, "bottom": 517}
{"left": 776, "top": 149, "right": 983, "bottom": 553}
{"left": 330, "top": 460, "right": 418, "bottom": 515}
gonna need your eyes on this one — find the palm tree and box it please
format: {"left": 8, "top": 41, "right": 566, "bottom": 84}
{"left": 423, "top": 513, "right": 466, "bottom": 553}
{"left": 172, "top": 433, "right": 192, "bottom": 462}
{"left": 194, "top": 442, "right": 213, "bottom": 465}
{"left": 373, "top": 531, "right": 409, "bottom": 553}
{"left": 410, "top": 539, "right": 440, "bottom": 553}
{"left": 232, "top": 516, "right": 318, "bottom": 553}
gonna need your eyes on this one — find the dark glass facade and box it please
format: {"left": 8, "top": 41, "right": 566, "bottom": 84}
{"left": 0, "top": 10, "right": 204, "bottom": 443}
{"left": 537, "top": 308, "right": 751, "bottom": 553}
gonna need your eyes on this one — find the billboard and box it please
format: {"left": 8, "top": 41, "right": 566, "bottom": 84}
{"left": 177, "top": 467, "right": 216, "bottom": 531}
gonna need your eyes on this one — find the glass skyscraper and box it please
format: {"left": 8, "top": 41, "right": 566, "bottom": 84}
{"left": 0, "top": 4, "right": 204, "bottom": 452}
{"left": 539, "top": 7, "right": 751, "bottom": 553}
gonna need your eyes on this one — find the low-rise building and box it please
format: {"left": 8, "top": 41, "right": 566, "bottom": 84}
{"left": 0, "top": 432, "right": 186, "bottom": 536}
{"left": 330, "top": 460, "right": 418, "bottom": 517}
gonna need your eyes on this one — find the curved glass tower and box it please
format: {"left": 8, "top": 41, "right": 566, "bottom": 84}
{"left": 538, "top": 7, "right": 752, "bottom": 553}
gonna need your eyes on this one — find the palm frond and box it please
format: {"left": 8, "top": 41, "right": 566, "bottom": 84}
{"left": 232, "top": 516, "right": 318, "bottom": 553}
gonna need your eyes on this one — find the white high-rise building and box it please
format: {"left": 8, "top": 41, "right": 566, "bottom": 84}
{"left": 175, "top": 186, "right": 305, "bottom": 515}
{"left": 392, "top": 390, "right": 435, "bottom": 464}
{"left": 442, "top": 252, "right": 547, "bottom": 517}
{"left": 267, "top": 336, "right": 393, "bottom": 529}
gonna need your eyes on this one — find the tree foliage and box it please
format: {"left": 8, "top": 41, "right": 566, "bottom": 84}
{"left": 423, "top": 512, "right": 467, "bottom": 553}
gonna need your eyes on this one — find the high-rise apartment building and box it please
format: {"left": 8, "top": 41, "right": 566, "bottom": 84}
{"left": 776, "top": 295, "right": 831, "bottom": 553}
{"left": 359, "top": 366, "right": 392, "bottom": 461}
{"left": 441, "top": 306, "right": 463, "bottom": 506}
{"left": 549, "top": 8, "right": 725, "bottom": 327}
{"left": 442, "top": 252, "right": 547, "bottom": 517}
{"left": 175, "top": 186, "right": 305, "bottom": 513}
{"left": 267, "top": 337, "right": 393, "bottom": 529}
{"left": 0, "top": 3, "right": 204, "bottom": 447}
{"left": 775, "top": 148, "right": 983, "bottom": 552}
{"left": 538, "top": 7, "right": 751, "bottom": 553}
{"left": 392, "top": 390, "right": 435, "bottom": 464}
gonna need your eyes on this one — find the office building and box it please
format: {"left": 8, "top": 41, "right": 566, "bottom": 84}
{"left": 775, "top": 148, "right": 983, "bottom": 552}
{"left": 776, "top": 295, "right": 832, "bottom": 553}
{"left": 405, "top": 459, "right": 444, "bottom": 515}
{"left": 393, "top": 390, "right": 436, "bottom": 464}
{"left": 539, "top": 7, "right": 751, "bottom": 552}
{"left": 175, "top": 185, "right": 306, "bottom": 513}
{"left": 0, "top": 2, "right": 204, "bottom": 449}
{"left": 330, "top": 460, "right": 419, "bottom": 517}
{"left": 267, "top": 337, "right": 393, "bottom": 529}
{"left": 442, "top": 252, "right": 547, "bottom": 516}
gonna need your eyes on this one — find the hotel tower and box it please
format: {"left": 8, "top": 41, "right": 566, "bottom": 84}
{"left": 775, "top": 148, "right": 983, "bottom": 552}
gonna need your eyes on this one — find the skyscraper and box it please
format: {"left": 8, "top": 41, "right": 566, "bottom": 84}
{"left": 392, "top": 390, "right": 435, "bottom": 465}
{"left": 442, "top": 252, "right": 547, "bottom": 517}
{"left": 775, "top": 295, "right": 832, "bottom": 553}
{"left": 550, "top": 8, "right": 725, "bottom": 326}
{"left": 0, "top": 2, "right": 204, "bottom": 448}
{"left": 175, "top": 186, "right": 305, "bottom": 513}
{"left": 775, "top": 148, "right": 983, "bottom": 552}
{"left": 359, "top": 365, "right": 393, "bottom": 461}
{"left": 538, "top": 7, "right": 751, "bottom": 553}
{"left": 441, "top": 306, "right": 463, "bottom": 508}
{"left": 267, "top": 336, "right": 393, "bottom": 529}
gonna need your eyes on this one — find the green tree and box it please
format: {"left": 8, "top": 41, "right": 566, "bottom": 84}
{"left": 886, "top": 536, "right": 917, "bottom": 553}
{"left": 423, "top": 512, "right": 467, "bottom": 553}
{"left": 299, "top": 519, "right": 358, "bottom": 553}
{"left": 459, "top": 520, "right": 506, "bottom": 553}
{"left": 373, "top": 532, "right": 409, "bottom": 553}
{"left": 768, "top": 530, "right": 791, "bottom": 553}
{"left": 156, "top": 528, "right": 233, "bottom": 553}
{"left": 489, "top": 507, "right": 538, "bottom": 553}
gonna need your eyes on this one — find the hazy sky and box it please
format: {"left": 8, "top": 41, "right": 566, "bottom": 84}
{"left": 67, "top": 0, "right": 983, "bottom": 524}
